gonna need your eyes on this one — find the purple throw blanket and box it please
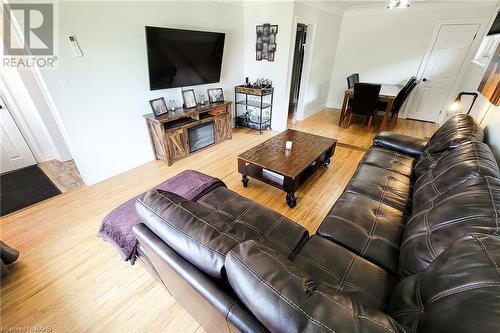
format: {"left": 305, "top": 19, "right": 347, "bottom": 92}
{"left": 98, "top": 170, "right": 225, "bottom": 264}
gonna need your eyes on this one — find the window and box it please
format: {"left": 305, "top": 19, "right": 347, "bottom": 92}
{"left": 474, "top": 34, "right": 500, "bottom": 66}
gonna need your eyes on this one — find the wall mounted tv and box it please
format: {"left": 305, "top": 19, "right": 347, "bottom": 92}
{"left": 145, "top": 26, "right": 225, "bottom": 90}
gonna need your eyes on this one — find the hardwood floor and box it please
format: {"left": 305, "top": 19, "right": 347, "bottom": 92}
{"left": 0, "top": 109, "right": 436, "bottom": 332}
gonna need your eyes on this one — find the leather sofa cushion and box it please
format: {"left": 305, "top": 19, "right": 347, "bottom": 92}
{"left": 135, "top": 189, "right": 308, "bottom": 278}
{"left": 423, "top": 114, "right": 484, "bottom": 155}
{"left": 346, "top": 164, "right": 413, "bottom": 214}
{"left": 389, "top": 233, "right": 500, "bottom": 333}
{"left": 413, "top": 141, "right": 500, "bottom": 212}
{"left": 361, "top": 147, "right": 416, "bottom": 177}
{"left": 399, "top": 176, "right": 500, "bottom": 277}
{"left": 225, "top": 239, "right": 405, "bottom": 333}
{"left": 373, "top": 131, "right": 428, "bottom": 158}
{"left": 292, "top": 236, "right": 399, "bottom": 310}
{"left": 317, "top": 192, "right": 407, "bottom": 275}
{"left": 414, "top": 114, "right": 484, "bottom": 178}
{"left": 196, "top": 186, "right": 309, "bottom": 254}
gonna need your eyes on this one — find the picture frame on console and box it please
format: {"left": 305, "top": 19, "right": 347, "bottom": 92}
{"left": 182, "top": 89, "right": 197, "bottom": 108}
{"left": 149, "top": 97, "right": 169, "bottom": 117}
{"left": 207, "top": 88, "right": 224, "bottom": 103}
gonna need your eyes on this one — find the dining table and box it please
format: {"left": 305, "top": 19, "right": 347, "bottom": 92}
{"left": 338, "top": 83, "right": 403, "bottom": 129}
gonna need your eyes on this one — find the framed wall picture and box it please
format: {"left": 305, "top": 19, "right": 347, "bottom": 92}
{"left": 149, "top": 97, "right": 168, "bottom": 117}
{"left": 207, "top": 88, "right": 224, "bottom": 103}
{"left": 182, "top": 89, "right": 197, "bottom": 108}
{"left": 256, "top": 23, "right": 277, "bottom": 62}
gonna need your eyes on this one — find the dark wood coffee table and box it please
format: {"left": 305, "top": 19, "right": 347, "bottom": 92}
{"left": 238, "top": 129, "right": 336, "bottom": 208}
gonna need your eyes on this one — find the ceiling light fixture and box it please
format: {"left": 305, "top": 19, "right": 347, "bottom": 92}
{"left": 388, "top": 0, "right": 410, "bottom": 10}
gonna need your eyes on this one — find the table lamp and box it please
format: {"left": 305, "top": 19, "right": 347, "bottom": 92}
{"left": 448, "top": 92, "right": 479, "bottom": 115}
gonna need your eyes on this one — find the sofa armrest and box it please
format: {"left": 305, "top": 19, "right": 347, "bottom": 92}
{"left": 225, "top": 241, "right": 406, "bottom": 333}
{"left": 373, "top": 132, "right": 427, "bottom": 158}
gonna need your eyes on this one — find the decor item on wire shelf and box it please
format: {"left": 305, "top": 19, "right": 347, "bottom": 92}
{"left": 478, "top": 42, "right": 499, "bottom": 106}
{"left": 182, "top": 89, "right": 197, "bottom": 108}
{"left": 256, "top": 23, "right": 278, "bottom": 62}
{"left": 234, "top": 83, "right": 274, "bottom": 133}
{"left": 149, "top": 97, "right": 169, "bottom": 117}
{"left": 207, "top": 88, "right": 224, "bottom": 103}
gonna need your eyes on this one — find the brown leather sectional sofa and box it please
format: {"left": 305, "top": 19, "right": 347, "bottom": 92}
{"left": 133, "top": 114, "right": 500, "bottom": 333}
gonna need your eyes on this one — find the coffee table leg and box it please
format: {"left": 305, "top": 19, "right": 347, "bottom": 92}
{"left": 286, "top": 193, "right": 297, "bottom": 208}
{"left": 242, "top": 175, "right": 249, "bottom": 187}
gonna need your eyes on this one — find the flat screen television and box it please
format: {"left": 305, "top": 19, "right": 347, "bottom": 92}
{"left": 145, "top": 26, "right": 225, "bottom": 90}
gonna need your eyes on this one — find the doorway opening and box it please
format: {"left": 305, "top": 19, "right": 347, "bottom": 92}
{"left": 288, "top": 23, "right": 308, "bottom": 128}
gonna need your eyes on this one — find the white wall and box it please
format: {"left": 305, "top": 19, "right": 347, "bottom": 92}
{"left": 327, "top": 2, "right": 497, "bottom": 109}
{"left": 243, "top": 1, "right": 294, "bottom": 132}
{"left": 291, "top": 3, "right": 342, "bottom": 120}
{"left": 40, "top": 1, "right": 244, "bottom": 185}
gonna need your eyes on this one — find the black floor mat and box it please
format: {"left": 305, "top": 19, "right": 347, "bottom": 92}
{"left": 1, "top": 165, "right": 61, "bottom": 216}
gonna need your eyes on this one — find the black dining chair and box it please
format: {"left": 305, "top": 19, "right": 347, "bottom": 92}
{"left": 389, "top": 76, "right": 419, "bottom": 127}
{"left": 347, "top": 73, "right": 359, "bottom": 89}
{"left": 346, "top": 83, "right": 381, "bottom": 129}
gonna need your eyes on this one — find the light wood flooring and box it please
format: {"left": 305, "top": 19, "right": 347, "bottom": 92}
{"left": 0, "top": 109, "right": 436, "bottom": 332}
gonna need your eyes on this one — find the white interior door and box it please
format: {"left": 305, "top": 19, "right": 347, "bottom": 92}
{"left": 406, "top": 24, "right": 480, "bottom": 122}
{"left": 0, "top": 98, "right": 37, "bottom": 174}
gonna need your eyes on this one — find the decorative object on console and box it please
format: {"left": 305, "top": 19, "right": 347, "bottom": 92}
{"left": 149, "top": 97, "right": 169, "bottom": 117}
{"left": 256, "top": 23, "right": 277, "bottom": 62}
{"left": 167, "top": 99, "right": 177, "bottom": 112}
{"left": 285, "top": 140, "right": 293, "bottom": 150}
{"left": 207, "top": 88, "right": 224, "bottom": 103}
{"left": 478, "top": 43, "right": 499, "bottom": 106}
{"left": 198, "top": 94, "right": 207, "bottom": 105}
{"left": 448, "top": 92, "right": 479, "bottom": 115}
{"left": 182, "top": 89, "right": 197, "bottom": 108}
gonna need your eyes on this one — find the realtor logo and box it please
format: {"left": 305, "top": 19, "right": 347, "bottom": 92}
{"left": 2, "top": 2, "right": 58, "bottom": 69}
{"left": 4, "top": 3, "right": 54, "bottom": 55}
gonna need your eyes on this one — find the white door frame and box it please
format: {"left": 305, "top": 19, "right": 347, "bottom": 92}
{"left": 0, "top": 97, "right": 37, "bottom": 174}
{"left": 285, "top": 16, "right": 316, "bottom": 123}
{"left": 1, "top": 3, "right": 74, "bottom": 162}
{"left": 400, "top": 18, "right": 488, "bottom": 122}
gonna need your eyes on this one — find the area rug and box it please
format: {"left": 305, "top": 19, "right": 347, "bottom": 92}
{"left": 0, "top": 165, "right": 61, "bottom": 216}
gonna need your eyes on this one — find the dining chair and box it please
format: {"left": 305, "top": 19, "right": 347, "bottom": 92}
{"left": 346, "top": 83, "right": 381, "bottom": 128}
{"left": 347, "top": 73, "right": 359, "bottom": 89}
{"left": 390, "top": 77, "right": 419, "bottom": 127}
